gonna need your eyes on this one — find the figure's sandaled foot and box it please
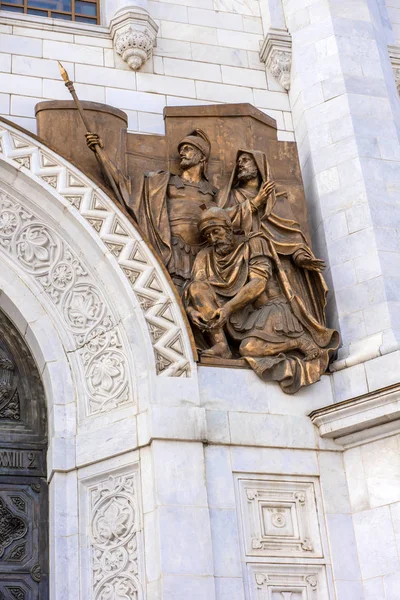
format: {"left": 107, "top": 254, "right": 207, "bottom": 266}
{"left": 202, "top": 342, "right": 233, "bottom": 359}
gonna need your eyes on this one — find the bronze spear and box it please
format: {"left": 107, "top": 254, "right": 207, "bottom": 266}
{"left": 57, "top": 61, "right": 128, "bottom": 209}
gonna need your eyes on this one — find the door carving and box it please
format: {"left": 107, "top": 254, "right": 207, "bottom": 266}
{"left": 0, "top": 310, "right": 48, "bottom": 599}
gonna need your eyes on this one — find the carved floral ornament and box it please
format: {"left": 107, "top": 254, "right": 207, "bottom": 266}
{"left": 0, "top": 190, "right": 131, "bottom": 416}
{"left": 0, "top": 121, "right": 193, "bottom": 405}
{"left": 110, "top": 6, "right": 158, "bottom": 71}
{"left": 88, "top": 471, "right": 143, "bottom": 600}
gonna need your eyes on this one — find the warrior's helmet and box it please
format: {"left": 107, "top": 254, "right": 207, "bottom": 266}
{"left": 198, "top": 206, "right": 232, "bottom": 236}
{"left": 178, "top": 129, "right": 211, "bottom": 175}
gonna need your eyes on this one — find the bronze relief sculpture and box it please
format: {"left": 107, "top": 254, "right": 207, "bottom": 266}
{"left": 87, "top": 129, "right": 217, "bottom": 293}
{"left": 85, "top": 136, "right": 338, "bottom": 393}
{"left": 80, "top": 97, "right": 339, "bottom": 394}
{"left": 184, "top": 203, "right": 338, "bottom": 394}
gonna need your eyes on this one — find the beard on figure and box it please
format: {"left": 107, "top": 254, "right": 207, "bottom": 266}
{"left": 179, "top": 144, "right": 205, "bottom": 171}
{"left": 237, "top": 152, "right": 259, "bottom": 182}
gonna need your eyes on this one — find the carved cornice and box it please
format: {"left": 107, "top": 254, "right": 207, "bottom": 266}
{"left": 260, "top": 28, "right": 292, "bottom": 91}
{"left": 388, "top": 44, "right": 400, "bottom": 96}
{"left": 110, "top": 6, "right": 158, "bottom": 71}
{"left": 310, "top": 383, "right": 400, "bottom": 447}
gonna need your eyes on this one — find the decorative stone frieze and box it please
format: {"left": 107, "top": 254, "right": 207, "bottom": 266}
{"left": 259, "top": 29, "right": 292, "bottom": 91}
{"left": 110, "top": 6, "right": 158, "bottom": 71}
{"left": 0, "top": 188, "right": 133, "bottom": 416}
{"left": 388, "top": 44, "right": 400, "bottom": 96}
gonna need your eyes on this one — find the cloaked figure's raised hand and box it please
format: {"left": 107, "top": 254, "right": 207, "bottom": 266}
{"left": 252, "top": 179, "right": 276, "bottom": 209}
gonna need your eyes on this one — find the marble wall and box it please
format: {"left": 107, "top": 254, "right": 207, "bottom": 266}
{"left": 0, "top": 0, "right": 294, "bottom": 140}
{"left": 2, "top": 1, "right": 400, "bottom": 598}
{"left": 344, "top": 437, "right": 400, "bottom": 598}
{"left": 2, "top": 110, "right": 400, "bottom": 600}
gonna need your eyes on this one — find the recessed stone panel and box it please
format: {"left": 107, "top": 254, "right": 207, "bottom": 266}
{"left": 248, "top": 564, "right": 330, "bottom": 600}
{"left": 236, "top": 475, "right": 323, "bottom": 559}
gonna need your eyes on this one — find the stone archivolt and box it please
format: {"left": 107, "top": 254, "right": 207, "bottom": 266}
{"left": 0, "top": 188, "right": 131, "bottom": 416}
{"left": 0, "top": 120, "right": 193, "bottom": 385}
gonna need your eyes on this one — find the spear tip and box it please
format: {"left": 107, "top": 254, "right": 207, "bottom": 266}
{"left": 58, "top": 61, "right": 69, "bottom": 83}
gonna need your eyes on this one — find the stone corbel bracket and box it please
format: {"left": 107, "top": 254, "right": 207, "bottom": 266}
{"left": 388, "top": 44, "right": 400, "bottom": 96}
{"left": 110, "top": 5, "right": 158, "bottom": 71}
{"left": 260, "top": 28, "right": 292, "bottom": 91}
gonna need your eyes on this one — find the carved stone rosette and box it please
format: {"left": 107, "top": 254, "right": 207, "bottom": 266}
{"left": 110, "top": 6, "right": 158, "bottom": 71}
{"left": 388, "top": 44, "right": 400, "bottom": 96}
{"left": 260, "top": 29, "right": 292, "bottom": 91}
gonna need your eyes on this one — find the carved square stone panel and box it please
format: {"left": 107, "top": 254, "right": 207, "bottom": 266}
{"left": 235, "top": 475, "right": 324, "bottom": 559}
{"left": 248, "top": 563, "right": 330, "bottom": 600}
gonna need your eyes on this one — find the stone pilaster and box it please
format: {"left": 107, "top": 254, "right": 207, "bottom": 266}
{"left": 282, "top": 0, "right": 400, "bottom": 372}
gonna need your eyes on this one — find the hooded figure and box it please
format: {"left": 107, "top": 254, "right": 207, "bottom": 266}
{"left": 210, "top": 149, "right": 340, "bottom": 392}
{"left": 219, "top": 149, "right": 332, "bottom": 325}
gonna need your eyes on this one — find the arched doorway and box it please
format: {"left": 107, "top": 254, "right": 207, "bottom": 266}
{"left": 0, "top": 309, "right": 48, "bottom": 599}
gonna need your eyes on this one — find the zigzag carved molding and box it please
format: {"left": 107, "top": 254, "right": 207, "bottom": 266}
{"left": 0, "top": 120, "right": 193, "bottom": 380}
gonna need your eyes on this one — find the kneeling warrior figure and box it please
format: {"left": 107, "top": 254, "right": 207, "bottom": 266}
{"left": 184, "top": 207, "right": 339, "bottom": 394}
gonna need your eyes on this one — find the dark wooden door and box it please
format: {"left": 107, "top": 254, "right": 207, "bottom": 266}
{"left": 0, "top": 311, "right": 48, "bottom": 599}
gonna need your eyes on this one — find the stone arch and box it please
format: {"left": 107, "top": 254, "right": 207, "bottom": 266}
{"left": 0, "top": 118, "right": 200, "bottom": 597}
{"left": 0, "top": 118, "right": 196, "bottom": 391}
